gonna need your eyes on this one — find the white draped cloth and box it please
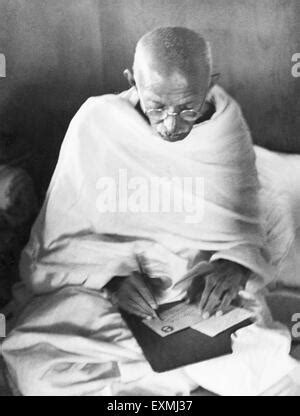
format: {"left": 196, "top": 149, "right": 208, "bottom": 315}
{"left": 2, "top": 85, "right": 298, "bottom": 396}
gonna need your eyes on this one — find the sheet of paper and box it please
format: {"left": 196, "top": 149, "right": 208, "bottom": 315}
{"left": 143, "top": 302, "right": 253, "bottom": 338}
{"left": 192, "top": 307, "right": 253, "bottom": 337}
{"left": 143, "top": 302, "right": 203, "bottom": 337}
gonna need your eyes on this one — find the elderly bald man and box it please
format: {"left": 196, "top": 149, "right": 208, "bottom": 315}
{"left": 2, "top": 27, "right": 274, "bottom": 396}
{"left": 109, "top": 27, "right": 255, "bottom": 319}
{"left": 125, "top": 27, "right": 213, "bottom": 142}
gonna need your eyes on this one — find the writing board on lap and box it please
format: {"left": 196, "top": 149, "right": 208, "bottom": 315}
{"left": 121, "top": 301, "right": 253, "bottom": 372}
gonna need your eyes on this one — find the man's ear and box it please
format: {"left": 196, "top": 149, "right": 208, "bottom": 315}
{"left": 123, "top": 69, "right": 136, "bottom": 87}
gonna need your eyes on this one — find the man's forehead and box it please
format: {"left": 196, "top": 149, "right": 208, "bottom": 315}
{"left": 138, "top": 68, "right": 190, "bottom": 90}
{"left": 141, "top": 86, "right": 201, "bottom": 105}
{"left": 137, "top": 70, "right": 205, "bottom": 105}
{"left": 137, "top": 47, "right": 190, "bottom": 79}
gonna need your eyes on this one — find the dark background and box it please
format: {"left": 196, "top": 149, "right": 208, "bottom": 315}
{"left": 0, "top": 0, "right": 299, "bottom": 197}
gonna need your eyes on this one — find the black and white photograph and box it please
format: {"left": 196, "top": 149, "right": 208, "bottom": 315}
{"left": 0, "top": 0, "right": 300, "bottom": 399}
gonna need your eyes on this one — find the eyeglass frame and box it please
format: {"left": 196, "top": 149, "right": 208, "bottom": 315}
{"left": 133, "top": 72, "right": 220, "bottom": 124}
{"left": 145, "top": 107, "right": 202, "bottom": 123}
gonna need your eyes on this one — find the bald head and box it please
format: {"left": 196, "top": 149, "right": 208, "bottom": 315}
{"left": 133, "top": 27, "right": 212, "bottom": 89}
{"left": 128, "top": 27, "right": 213, "bottom": 142}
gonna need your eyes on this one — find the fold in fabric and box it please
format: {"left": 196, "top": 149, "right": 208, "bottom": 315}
{"left": 20, "top": 85, "right": 272, "bottom": 298}
{"left": 2, "top": 85, "right": 282, "bottom": 396}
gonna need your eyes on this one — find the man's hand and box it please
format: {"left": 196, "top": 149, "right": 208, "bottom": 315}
{"left": 186, "top": 259, "right": 250, "bottom": 318}
{"left": 107, "top": 272, "right": 158, "bottom": 320}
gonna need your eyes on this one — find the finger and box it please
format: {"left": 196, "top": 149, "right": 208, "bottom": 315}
{"left": 118, "top": 298, "right": 153, "bottom": 319}
{"left": 118, "top": 278, "right": 158, "bottom": 318}
{"left": 124, "top": 292, "right": 157, "bottom": 319}
{"left": 201, "top": 285, "right": 224, "bottom": 317}
{"left": 132, "top": 273, "right": 158, "bottom": 310}
{"left": 217, "top": 291, "right": 235, "bottom": 314}
{"left": 134, "top": 284, "right": 158, "bottom": 312}
{"left": 188, "top": 276, "right": 206, "bottom": 303}
{"left": 198, "top": 275, "right": 217, "bottom": 312}
{"left": 238, "top": 290, "right": 256, "bottom": 302}
{"left": 136, "top": 301, "right": 159, "bottom": 319}
{"left": 186, "top": 285, "right": 195, "bottom": 303}
{"left": 238, "top": 290, "right": 261, "bottom": 310}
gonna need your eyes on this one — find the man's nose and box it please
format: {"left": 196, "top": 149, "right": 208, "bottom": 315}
{"left": 163, "top": 114, "right": 177, "bottom": 135}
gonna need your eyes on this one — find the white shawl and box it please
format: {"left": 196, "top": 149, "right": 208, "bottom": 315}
{"left": 20, "top": 85, "right": 272, "bottom": 298}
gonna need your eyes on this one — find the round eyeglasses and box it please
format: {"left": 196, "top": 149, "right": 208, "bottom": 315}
{"left": 145, "top": 108, "right": 200, "bottom": 123}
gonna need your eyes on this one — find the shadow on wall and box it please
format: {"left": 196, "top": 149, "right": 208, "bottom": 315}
{"left": 0, "top": 78, "right": 97, "bottom": 201}
{"left": 0, "top": 0, "right": 105, "bottom": 198}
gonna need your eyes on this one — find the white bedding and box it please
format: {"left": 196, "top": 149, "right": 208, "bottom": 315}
{"left": 255, "top": 146, "right": 300, "bottom": 287}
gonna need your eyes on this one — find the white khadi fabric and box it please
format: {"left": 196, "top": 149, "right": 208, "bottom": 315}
{"left": 3, "top": 85, "right": 296, "bottom": 396}
{"left": 19, "top": 85, "right": 272, "bottom": 296}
